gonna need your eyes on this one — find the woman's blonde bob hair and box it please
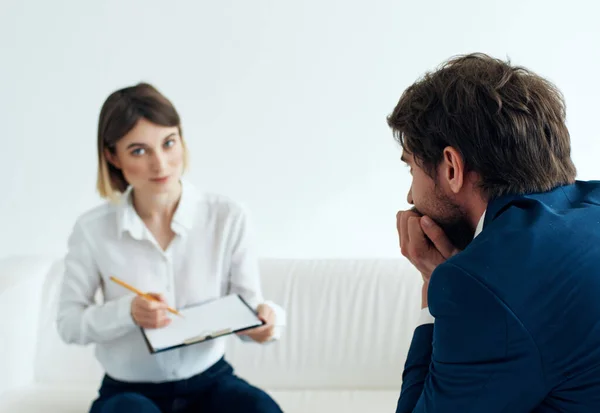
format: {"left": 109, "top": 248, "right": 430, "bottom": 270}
{"left": 96, "top": 82, "right": 188, "bottom": 201}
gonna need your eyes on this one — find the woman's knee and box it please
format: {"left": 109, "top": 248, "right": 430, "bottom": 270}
{"left": 226, "top": 384, "right": 282, "bottom": 413}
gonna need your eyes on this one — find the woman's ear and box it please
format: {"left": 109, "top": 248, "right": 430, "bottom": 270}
{"left": 440, "top": 147, "right": 465, "bottom": 194}
{"left": 104, "top": 148, "right": 121, "bottom": 169}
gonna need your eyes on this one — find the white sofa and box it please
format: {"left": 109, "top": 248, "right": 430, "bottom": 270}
{"left": 0, "top": 255, "right": 423, "bottom": 413}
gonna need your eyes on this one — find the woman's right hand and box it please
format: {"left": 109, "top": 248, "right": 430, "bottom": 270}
{"left": 131, "top": 293, "right": 172, "bottom": 329}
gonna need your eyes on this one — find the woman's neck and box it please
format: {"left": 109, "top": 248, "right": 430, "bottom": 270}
{"left": 131, "top": 181, "right": 182, "bottom": 225}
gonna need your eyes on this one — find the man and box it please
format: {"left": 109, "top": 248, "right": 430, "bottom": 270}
{"left": 389, "top": 53, "right": 600, "bottom": 412}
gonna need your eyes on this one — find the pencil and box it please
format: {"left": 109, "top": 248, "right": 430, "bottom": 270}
{"left": 109, "top": 276, "right": 183, "bottom": 317}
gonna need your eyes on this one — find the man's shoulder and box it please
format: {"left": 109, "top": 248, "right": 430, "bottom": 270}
{"left": 485, "top": 180, "right": 600, "bottom": 231}
{"left": 443, "top": 193, "right": 600, "bottom": 309}
{"left": 448, "top": 202, "right": 598, "bottom": 281}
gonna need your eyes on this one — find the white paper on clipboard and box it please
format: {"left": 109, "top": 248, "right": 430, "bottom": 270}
{"left": 142, "top": 294, "right": 263, "bottom": 353}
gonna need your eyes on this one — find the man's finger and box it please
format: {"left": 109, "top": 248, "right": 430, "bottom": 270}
{"left": 407, "top": 216, "right": 428, "bottom": 254}
{"left": 420, "top": 216, "right": 459, "bottom": 258}
{"left": 396, "top": 211, "right": 403, "bottom": 247}
{"left": 398, "top": 211, "right": 410, "bottom": 254}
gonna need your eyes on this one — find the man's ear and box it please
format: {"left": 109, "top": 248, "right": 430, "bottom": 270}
{"left": 104, "top": 148, "right": 121, "bottom": 169}
{"left": 440, "top": 147, "right": 465, "bottom": 194}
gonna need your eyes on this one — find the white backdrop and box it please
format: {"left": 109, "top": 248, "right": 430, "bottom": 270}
{"left": 1, "top": 0, "right": 599, "bottom": 260}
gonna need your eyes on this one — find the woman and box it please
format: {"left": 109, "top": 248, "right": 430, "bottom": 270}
{"left": 56, "top": 83, "right": 285, "bottom": 413}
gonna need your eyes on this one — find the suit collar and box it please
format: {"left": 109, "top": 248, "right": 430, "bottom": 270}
{"left": 482, "top": 193, "right": 525, "bottom": 230}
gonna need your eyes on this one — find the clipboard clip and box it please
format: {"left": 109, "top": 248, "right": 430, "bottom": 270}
{"left": 183, "top": 328, "right": 232, "bottom": 345}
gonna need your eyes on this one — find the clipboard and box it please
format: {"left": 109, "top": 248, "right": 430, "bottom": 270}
{"left": 141, "top": 294, "right": 264, "bottom": 354}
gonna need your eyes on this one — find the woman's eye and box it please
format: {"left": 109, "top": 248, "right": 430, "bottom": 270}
{"left": 164, "top": 139, "right": 175, "bottom": 148}
{"left": 131, "top": 148, "right": 145, "bottom": 156}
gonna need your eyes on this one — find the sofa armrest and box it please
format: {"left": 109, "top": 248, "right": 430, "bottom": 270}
{"left": 0, "top": 255, "right": 55, "bottom": 396}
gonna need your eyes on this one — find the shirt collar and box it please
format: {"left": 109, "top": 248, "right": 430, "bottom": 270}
{"left": 116, "top": 185, "right": 143, "bottom": 240}
{"left": 116, "top": 178, "right": 198, "bottom": 239}
{"left": 170, "top": 178, "right": 198, "bottom": 234}
{"left": 473, "top": 209, "right": 486, "bottom": 239}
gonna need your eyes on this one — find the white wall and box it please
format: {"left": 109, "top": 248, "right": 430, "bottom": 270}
{"left": 1, "top": 0, "right": 599, "bottom": 260}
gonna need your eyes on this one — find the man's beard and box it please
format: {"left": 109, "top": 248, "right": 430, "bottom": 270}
{"left": 413, "top": 191, "right": 475, "bottom": 251}
{"left": 436, "top": 215, "right": 475, "bottom": 251}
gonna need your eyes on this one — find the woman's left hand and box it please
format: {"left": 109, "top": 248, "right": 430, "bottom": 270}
{"left": 237, "top": 303, "right": 275, "bottom": 343}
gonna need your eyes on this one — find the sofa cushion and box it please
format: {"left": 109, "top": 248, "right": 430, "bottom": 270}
{"left": 35, "top": 259, "right": 422, "bottom": 390}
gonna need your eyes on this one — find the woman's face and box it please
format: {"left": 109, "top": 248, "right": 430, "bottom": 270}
{"left": 106, "top": 117, "right": 184, "bottom": 195}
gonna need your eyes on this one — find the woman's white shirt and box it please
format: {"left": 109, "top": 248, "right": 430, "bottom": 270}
{"left": 56, "top": 179, "right": 286, "bottom": 383}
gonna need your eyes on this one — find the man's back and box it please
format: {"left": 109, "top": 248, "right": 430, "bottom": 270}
{"left": 390, "top": 53, "right": 595, "bottom": 412}
{"left": 450, "top": 180, "right": 600, "bottom": 411}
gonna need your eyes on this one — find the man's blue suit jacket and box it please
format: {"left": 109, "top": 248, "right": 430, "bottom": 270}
{"left": 396, "top": 180, "right": 600, "bottom": 412}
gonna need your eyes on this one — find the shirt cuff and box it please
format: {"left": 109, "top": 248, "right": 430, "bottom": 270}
{"left": 116, "top": 293, "right": 137, "bottom": 329}
{"left": 417, "top": 307, "right": 434, "bottom": 326}
{"left": 264, "top": 300, "right": 286, "bottom": 341}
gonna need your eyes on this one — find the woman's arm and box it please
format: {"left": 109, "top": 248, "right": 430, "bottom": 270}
{"left": 56, "top": 220, "right": 138, "bottom": 345}
{"left": 226, "top": 206, "right": 286, "bottom": 341}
